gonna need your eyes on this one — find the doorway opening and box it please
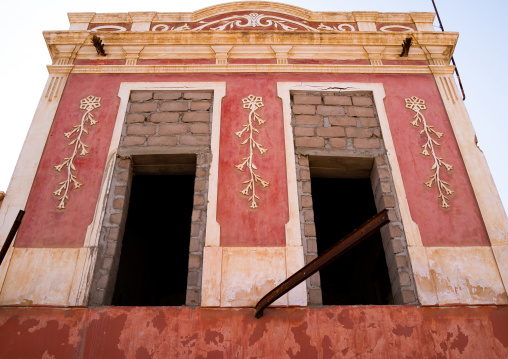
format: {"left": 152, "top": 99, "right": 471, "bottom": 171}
{"left": 112, "top": 156, "right": 196, "bottom": 306}
{"left": 310, "top": 159, "right": 393, "bottom": 305}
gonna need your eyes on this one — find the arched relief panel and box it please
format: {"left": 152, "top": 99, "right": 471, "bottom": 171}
{"left": 150, "top": 11, "right": 357, "bottom": 33}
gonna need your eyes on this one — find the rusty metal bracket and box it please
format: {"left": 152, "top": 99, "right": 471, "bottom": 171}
{"left": 400, "top": 37, "right": 412, "bottom": 57}
{"left": 254, "top": 209, "right": 389, "bottom": 318}
{"left": 0, "top": 210, "right": 25, "bottom": 266}
{"left": 92, "top": 35, "right": 106, "bottom": 57}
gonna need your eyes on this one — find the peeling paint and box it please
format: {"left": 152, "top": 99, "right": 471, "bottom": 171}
{"left": 0, "top": 306, "right": 507, "bottom": 358}
{"left": 489, "top": 307, "right": 508, "bottom": 349}
{"left": 337, "top": 308, "right": 354, "bottom": 329}
{"left": 427, "top": 247, "right": 508, "bottom": 305}
{"left": 135, "top": 346, "right": 151, "bottom": 359}
{"left": 151, "top": 310, "right": 166, "bottom": 335}
{"left": 322, "top": 335, "right": 334, "bottom": 359}
{"left": 288, "top": 322, "right": 318, "bottom": 359}
{"left": 248, "top": 320, "right": 267, "bottom": 346}
{"left": 392, "top": 324, "right": 414, "bottom": 338}
{"left": 182, "top": 333, "right": 199, "bottom": 347}
{"left": 449, "top": 326, "right": 469, "bottom": 354}
{"left": 0, "top": 310, "right": 83, "bottom": 358}
{"left": 204, "top": 330, "right": 224, "bottom": 346}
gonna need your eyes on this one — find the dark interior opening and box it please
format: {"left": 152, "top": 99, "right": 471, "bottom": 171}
{"left": 311, "top": 177, "right": 393, "bottom": 305}
{"left": 112, "top": 173, "right": 195, "bottom": 306}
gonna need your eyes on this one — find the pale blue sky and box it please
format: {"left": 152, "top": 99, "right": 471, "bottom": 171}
{"left": 1, "top": 0, "right": 506, "bottom": 214}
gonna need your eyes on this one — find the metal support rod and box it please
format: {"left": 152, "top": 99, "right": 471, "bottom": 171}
{"left": 254, "top": 209, "right": 389, "bottom": 318}
{"left": 431, "top": 0, "right": 466, "bottom": 100}
{"left": 0, "top": 210, "right": 25, "bottom": 266}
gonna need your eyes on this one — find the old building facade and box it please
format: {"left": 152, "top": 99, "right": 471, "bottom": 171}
{"left": 0, "top": 2, "right": 507, "bottom": 357}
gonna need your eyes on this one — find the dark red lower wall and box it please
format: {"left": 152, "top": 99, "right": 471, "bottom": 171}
{"left": 0, "top": 306, "right": 507, "bottom": 358}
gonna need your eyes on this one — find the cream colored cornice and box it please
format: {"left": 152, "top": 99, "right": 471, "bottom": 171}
{"left": 68, "top": 13, "right": 96, "bottom": 23}
{"left": 44, "top": 30, "right": 457, "bottom": 64}
{"left": 191, "top": 1, "right": 313, "bottom": 21}
{"left": 44, "top": 31, "right": 458, "bottom": 47}
{"left": 128, "top": 12, "right": 157, "bottom": 22}
{"left": 380, "top": 13, "right": 432, "bottom": 23}
{"left": 429, "top": 65, "right": 455, "bottom": 75}
{"left": 68, "top": 2, "right": 434, "bottom": 25}
{"left": 46, "top": 64, "right": 452, "bottom": 75}
{"left": 352, "top": 12, "right": 379, "bottom": 22}
{"left": 68, "top": 13, "right": 96, "bottom": 31}
{"left": 90, "top": 13, "right": 132, "bottom": 23}
{"left": 47, "top": 65, "right": 74, "bottom": 74}
{"left": 410, "top": 12, "right": 436, "bottom": 24}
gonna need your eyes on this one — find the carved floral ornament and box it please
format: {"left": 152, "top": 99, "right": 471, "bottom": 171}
{"left": 87, "top": 13, "right": 416, "bottom": 33}
{"left": 235, "top": 95, "right": 269, "bottom": 209}
{"left": 405, "top": 96, "right": 454, "bottom": 208}
{"left": 53, "top": 96, "right": 101, "bottom": 210}
{"left": 150, "top": 13, "right": 356, "bottom": 32}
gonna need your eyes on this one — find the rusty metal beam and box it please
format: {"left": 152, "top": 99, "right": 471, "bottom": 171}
{"left": 0, "top": 210, "right": 25, "bottom": 266}
{"left": 254, "top": 209, "right": 389, "bottom": 318}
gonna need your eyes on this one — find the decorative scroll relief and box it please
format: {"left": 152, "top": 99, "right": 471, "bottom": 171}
{"left": 152, "top": 24, "right": 191, "bottom": 31}
{"left": 53, "top": 96, "right": 101, "bottom": 209}
{"left": 317, "top": 23, "right": 355, "bottom": 32}
{"left": 380, "top": 25, "right": 414, "bottom": 32}
{"left": 151, "top": 13, "right": 355, "bottom": 32}
{"left": 235, "top": 95, "right": 269, "bottom": 209}
{"left": 91, "top": 25, "right": 127, "bottom": 32}
{"left": 406, "top": 96, "right": 454, "bottom": 208}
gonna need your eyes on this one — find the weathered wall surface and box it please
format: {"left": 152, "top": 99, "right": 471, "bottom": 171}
{"left": 291, "top": 91, "right": 417, "bottom": 305}
{"left": 88, "top": 90, "right": 213, "bottom": 307}
{"left": 13, "top": 73, "right": 488, "bottom": 249}
{"left": 216, "top": 77, "right": 289, "bottom": 247}
{"left": 3, "top": 72, "right": 501, "bottom": 307}
{"left": 0, "top": 306, "right": 507, "bottom": 358}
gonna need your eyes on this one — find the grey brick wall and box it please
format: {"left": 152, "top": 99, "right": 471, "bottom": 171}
{"left": 122, "top": 91, "right": 212, "bottom": 148}
{"left": 291, "top": 91, "right": 418, "bottom": 306}
{"left": 88, "top": 90, "right": 213, "bottom": 307}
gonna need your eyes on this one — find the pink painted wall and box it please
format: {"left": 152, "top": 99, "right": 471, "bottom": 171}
{"left": 137, "top": 59, "right": 216, "bottom": 65}
{"left": 0, "top": 306, "right": 506, "bottom": 358}
{"left": 16, "top": 74, "right": 122, "bottom": 247}
{"left": 228, "top": 58, "right": 277, "bottom": 64}
{"left": 216, "top": 78, "right": 289, "bottom": 246}
{"left": 288, "top": 59, "right": 371, "bottom": 65}
{"left": 15, "top": 73, "right": 488, "bottom": 248}
{"left": 383, "top": 60, "right": 429, "bottom": 66}
{"left": 381, "top": 74, "right": 488, "bottom": 246}
{"left": 74, "top": 60, "right": 126, "bottom": 65}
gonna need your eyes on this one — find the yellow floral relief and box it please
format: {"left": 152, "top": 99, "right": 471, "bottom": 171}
{"left": 406, "top": 96, "right": 454, "bottom": 208}
{"left": 235, "top": 95, "right": 269, "bottom": 209}
{"left": 53, "top": 95, "right": 101, "bottom": 209}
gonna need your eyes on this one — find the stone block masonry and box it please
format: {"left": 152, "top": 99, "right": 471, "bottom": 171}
{"left": 88, "top": 90, "right": 213, "bottom": 307}
{"left": 291, "top": 91, "right": 418, "bottom": 306}
{"left": 121, "top": 91, "right": 212, "bottom": 149}
{"left": 292, "top": 92, "right": 381, "bottom": 152}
